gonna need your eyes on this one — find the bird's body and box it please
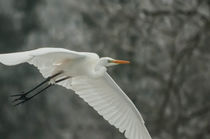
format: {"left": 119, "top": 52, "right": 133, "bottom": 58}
{"left": 52, "top": 53, "right": 99, "bottom": 79}
{"left": 0, "top": 48, "right": 152, "bottom": 139}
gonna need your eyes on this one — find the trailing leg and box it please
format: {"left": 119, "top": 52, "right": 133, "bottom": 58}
{"left": 12, "top": 76, "right": 70, "bottom": 106}
{"left": 10, "top": 71, "right": 64, "bottom": 105}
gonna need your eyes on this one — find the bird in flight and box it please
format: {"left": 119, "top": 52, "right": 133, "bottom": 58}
{"left": 0, "top": 48, "right": 151, "bottom": 139}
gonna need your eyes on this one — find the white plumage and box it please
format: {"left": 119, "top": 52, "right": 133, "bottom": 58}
{"left": 0, "top": 48, "right": 152, "bottom": 139}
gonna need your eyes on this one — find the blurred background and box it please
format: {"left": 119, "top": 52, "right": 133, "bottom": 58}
{"left": 0, "top": 0, "right": 210, "bottom": 139}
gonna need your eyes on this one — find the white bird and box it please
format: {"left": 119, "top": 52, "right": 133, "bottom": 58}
{"left": 0, "top": 47, "right": 151, "bottom": 139}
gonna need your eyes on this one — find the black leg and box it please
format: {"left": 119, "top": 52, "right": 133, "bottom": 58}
{"left": 14, "top": 84, "right": 52, "bottom": 106}
{"left": 12, "top": 76, "right": 70, "bottom": 106}
{"left": 10, "top": 71, "right": 63, "bottom": 98}
{"left": 55, "top": 76, "right": 70, "bottom": 83}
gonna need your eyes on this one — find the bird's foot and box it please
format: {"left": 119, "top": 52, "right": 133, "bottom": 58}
{"left": 10, "top": 92, "right": 30, "bottom": 106}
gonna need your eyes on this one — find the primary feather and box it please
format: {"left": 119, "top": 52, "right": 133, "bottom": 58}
{"left": 0, "top": 48, "right": 84, "bottom": 77}
{"left": 71, "top": 73, "right": 151, "bottom": 139}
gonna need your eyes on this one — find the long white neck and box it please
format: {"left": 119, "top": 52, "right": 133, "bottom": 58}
{"left": 90, "top": 65, "right": 106, "bottom": 78}
{"left": 90, "top": 59, "right": 107, "bottom": 78}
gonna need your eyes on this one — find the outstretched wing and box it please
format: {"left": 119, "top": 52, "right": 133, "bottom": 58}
{"left": 69, "top": 73, "right": 151, "bottom": 139}
{"left": 0, "top": 48, "right": 85, "bottom": 78}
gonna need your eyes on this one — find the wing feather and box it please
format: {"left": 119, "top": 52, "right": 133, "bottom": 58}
{"left": 69, "top": 73, "right": 151, "bottom": 139}
{"left": 0, "top": 48, "right": 85, "bottom": 78}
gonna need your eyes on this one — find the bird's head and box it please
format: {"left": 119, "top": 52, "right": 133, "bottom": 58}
{"left": 99, "top": 57, "right": 130, "bottom": 67}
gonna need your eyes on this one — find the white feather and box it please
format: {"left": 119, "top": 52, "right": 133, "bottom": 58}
{"left": 0, "top": 48, "right": 84, "bottom": 78}
{"left": 70, "top": 73, "right": 152, "bottom": 139}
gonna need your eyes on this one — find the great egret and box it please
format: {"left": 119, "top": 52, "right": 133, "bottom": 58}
{"left": 0, "top": 48, "right": 151, "bottom": 139}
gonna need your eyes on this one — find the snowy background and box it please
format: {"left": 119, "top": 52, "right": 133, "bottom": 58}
{"left": 0, "top": 0, "right": 210, "bottom": 139}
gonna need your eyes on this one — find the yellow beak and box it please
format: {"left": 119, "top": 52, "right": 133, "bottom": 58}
{"left": 111, "top": 60, "right": 130, "bottom": 64}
